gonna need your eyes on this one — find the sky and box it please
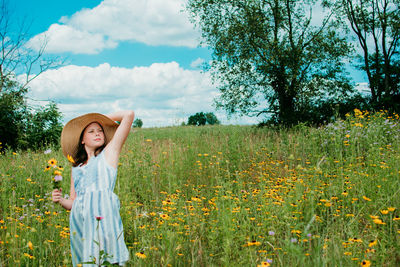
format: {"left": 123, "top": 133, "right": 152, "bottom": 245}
{"left": 13, "top": 0, "right": 368, "bottom": 127}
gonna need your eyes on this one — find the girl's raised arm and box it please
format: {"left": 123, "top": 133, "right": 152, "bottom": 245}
{"left": 104, "top": 110, "right": 135, "bottom": 168}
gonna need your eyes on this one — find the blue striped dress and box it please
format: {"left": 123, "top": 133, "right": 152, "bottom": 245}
{"left": 70, "top": 150, "right": 129, "bottom": 266}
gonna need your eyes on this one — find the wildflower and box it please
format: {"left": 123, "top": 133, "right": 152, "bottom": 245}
{"left": 135, "top": 252, "right": 147, "bottom": 259}
{"left": 387, "top": 207, "right": 396, "bottom": 212}
{"left": 53, "top": 175, "right": 63, "bottom": 189}
{"left": 368, "top": 240, "right": 377, "bottom": 247}
{"left": 290, "top": 238, "right": 297, "bottom": 243}
{"left": 393, "top": 216, "right": 400, "bottom": 221}
{"left": 361, "top": 260, "right": 371, "bottom": 267}
{"left": 48, "top": 158, "right": 57, "bottom": 167}
{"left": 373, "top": 218, "right": 386, "bottom": 225}
{"left": 380, "top": 210, "right": 389, "bottom": 215}
{"left": 44, "top": 149, "right": 52, "bottom": 154}
{"left": 246, "top": 240, "right": 261, "bottom": 246}
{"left": 362, "top": 196, "right": 371, "bottom": 201}
{"left": 365, "top": 248, "right": 376, "bottom": 253}
{"left": 27, "top": 241, "right": 33, "bottom": 250}
{"left": 160, "top": 214, "right": 170, "bottom": 220}
{"left": 67, "top": 154, "right": 75, "bottom": 164}
{"left": 95, "top": 216, "right": 104, "bottom": 221}
{"left": 257, "top": 262, "right": 270, "bottom": 267}
{"left": 23, "top": 253, "right": 35, "bottom": 259}
{"left": 268, "top": 231, "right": 275, "bottom": 236}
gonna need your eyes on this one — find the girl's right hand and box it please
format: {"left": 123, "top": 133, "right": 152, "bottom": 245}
{"left": 52, "top": 189, "right": 62, "bottom": 203}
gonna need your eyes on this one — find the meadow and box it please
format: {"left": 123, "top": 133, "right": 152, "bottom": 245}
{"left": 0, "top": 109, "right": 399, "bottom": 267}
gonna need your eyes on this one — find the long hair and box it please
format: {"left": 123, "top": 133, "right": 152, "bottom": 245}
{"left": 73, "top": 122, "right": 107, "bottom": 167}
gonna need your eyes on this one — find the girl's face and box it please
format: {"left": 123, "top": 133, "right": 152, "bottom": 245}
{"left": 81, "top": 122, "right": 105, "bottom": 149}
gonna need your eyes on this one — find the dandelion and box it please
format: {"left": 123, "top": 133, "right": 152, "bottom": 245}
{"left": 135, "top": 252, "right": 147, "bottom": 259}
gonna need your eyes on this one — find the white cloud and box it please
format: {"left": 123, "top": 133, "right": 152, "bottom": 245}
{"left": 28, "top": 0, "right": 200, "bottom": 54}
{"left": 28, "top": 24, "right": 118, "bottom": 54}
{"left": 190, "top": 57, "right": 205, "bottom": 69}
{"left": 24, "top": 62, "right": 231, "bottom": 127}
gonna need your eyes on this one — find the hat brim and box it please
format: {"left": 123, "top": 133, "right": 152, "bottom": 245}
{"left": 61, "top": 113, "right": 119, "bottom": 159}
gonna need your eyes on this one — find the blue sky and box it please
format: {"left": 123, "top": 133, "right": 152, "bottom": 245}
{"left": 14, "top": 0, "right": 367, "bottom": 127}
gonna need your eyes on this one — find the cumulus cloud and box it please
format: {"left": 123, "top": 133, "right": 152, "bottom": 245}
{"left": 28, "top": 0, "right": 200, "bottom": 54}
{"left": 24, "top": 62, "right": 226, "bottom": 127}
{"left": 28, "top": 24, "right": 118, "bottom": 54}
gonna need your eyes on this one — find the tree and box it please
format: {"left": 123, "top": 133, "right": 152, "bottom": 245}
{"left": 187, "top": 0, "right": 354, "bottom": 125}
{"left": 334, "top": 0, "right": 400, "bottom": 110}
{"left": 188, "top": 112, "right": 220, "bottom": 126}
{"left": 132, "top": 118, "right": 143, "bottom": 128}
{"left": 0, "top": 0, "right": 62, "bottom": 150}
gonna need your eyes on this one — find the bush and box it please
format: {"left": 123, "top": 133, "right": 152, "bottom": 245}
{"left": 188, "top": 112, "right": 220, "bottom": 126}
{"left": 133, "top": 118, "right": 143, "bottom": 128}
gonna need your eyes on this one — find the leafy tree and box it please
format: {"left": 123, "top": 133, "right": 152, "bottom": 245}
{"left": 188, "top": 112, "right": 220, "bottom": 126}
{"left": 334, "top": 0, "right": 400, "bottom": 111}
{"left": 132, "top": 118, "right": 143, "bottom": 128}
{"left": 205, "top": 112, "right": 220, "bottom": 125}
{"left": 187, "top": 0, "right": 354, "bottom": 125}
{"left": 0, "top": 0, "right": 62, "bottom": 151}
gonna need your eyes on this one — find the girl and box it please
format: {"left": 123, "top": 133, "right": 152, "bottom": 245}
{"left": 52, "top": 110, "right": 135, "bottom": 266}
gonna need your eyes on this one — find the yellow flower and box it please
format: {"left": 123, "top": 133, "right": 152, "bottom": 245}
{"left": 361, "top": 260, "right": 371, "bottom": 267}
{"left": 27, "top": 241, "right": 33, "bottom": 250}
{"left": 48, "top": 158, "right": 57, "bottom": 166}
{"left": 380, "top": 210, "right": 389, "bottom": 215}
{"left": 246, "top": 240, "right": 261, "bottom": 247}
{"left": 362, "top": 196, "right": 371, "bottom": 201}
{"left": 387, "top": 207, "right": 396, "bottom": 212}
{"left": 368, "top": 240, "right": 377, "bottom": 247}
{"left": 373, "top": 218, "right": 386, "bottom": 225}
{"left": 53, "top": 170, "right": 62, "bottom": 176}
{"left": 135, "top": 252, "right": 147, "bottom": 259}
{"left": 67, "top": 154, "right": 75, "bottom": 164}
{"left": 257, "top": 262, "right": 270, "bottom": 267}
{"left": 160, "top": 214, "right": 170, "bottom": 220}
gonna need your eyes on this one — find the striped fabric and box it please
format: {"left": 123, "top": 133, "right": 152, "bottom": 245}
{"left": 70, "top": 150, "right": 129, "bottom": 266}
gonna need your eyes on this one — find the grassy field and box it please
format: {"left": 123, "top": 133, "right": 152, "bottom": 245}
{"left": 0, "top": 109, "right": 399, "bottom": 266}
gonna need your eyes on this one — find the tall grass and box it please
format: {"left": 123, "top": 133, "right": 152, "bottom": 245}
{"left": 0, "top": 109, "right": 399, "bottom": 266}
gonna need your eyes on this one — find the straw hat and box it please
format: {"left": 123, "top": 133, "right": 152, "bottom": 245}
{"left": 61, "top": 113, "right": 119, "bottom": 159}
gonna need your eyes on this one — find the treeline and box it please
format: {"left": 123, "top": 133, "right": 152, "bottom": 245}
{"left": 187, "top": 0, "right": 400, "bottom": 125}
